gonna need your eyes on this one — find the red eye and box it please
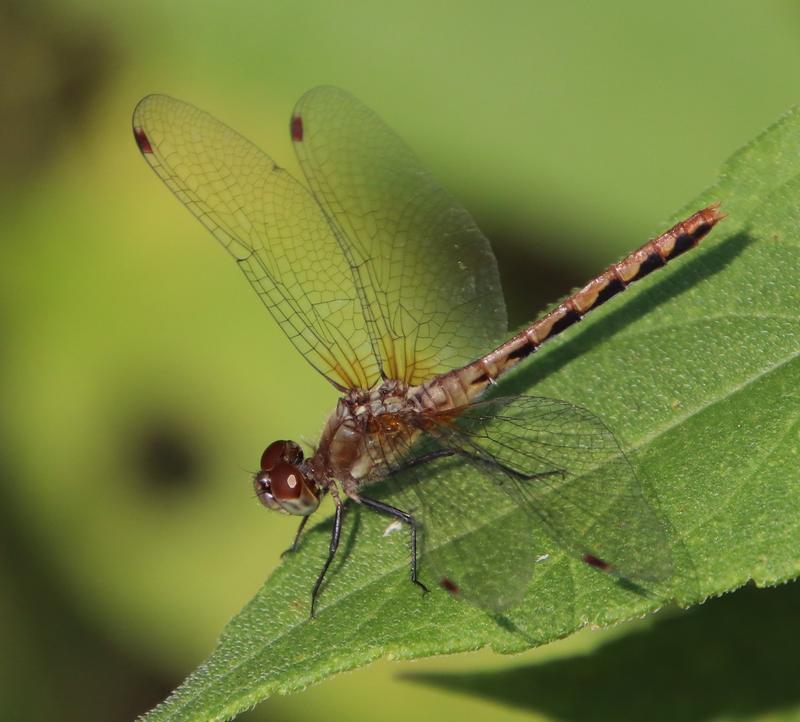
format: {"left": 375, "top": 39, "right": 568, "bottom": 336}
{"left": 260, "top": 443, "right": 282, "bottom": 471}
{"left": 260, "top": 440, "right": 303, "bottom": 471}
{"left": 269, "top": 462, "right": 304, "bottom": 501}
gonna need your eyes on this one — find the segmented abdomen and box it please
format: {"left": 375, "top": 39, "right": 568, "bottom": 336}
{"left": 418, "top": 204, "right": 724, "bottom": 410}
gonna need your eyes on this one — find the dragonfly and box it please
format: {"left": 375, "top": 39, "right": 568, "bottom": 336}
{"left": 132, "top": 87, "right": 722, "bottom": 616}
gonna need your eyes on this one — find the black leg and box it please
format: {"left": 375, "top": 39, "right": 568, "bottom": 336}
{"left": 447, "top": 447, "right": 564, "bottom": 482}
{"left": 493, "top": 466, "right": 566, "bottom": 482}
{"left": 359, "top": 495, "right": 429, "bottom": 595}
{"left": 388, "top": 446, "right": 561, "bottom": 483}
{"left": 310, "top": 502, "right": 344, "bottom": 618}
{"left": 281, "top": 515, "right": 310, "bottom": 557}
{"left": 385, "top": 448, "right": 456, "bottom": 476}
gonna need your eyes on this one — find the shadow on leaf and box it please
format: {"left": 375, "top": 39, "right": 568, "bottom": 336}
{"left": 402, "top": 582, "right": 800, "bottom": 722}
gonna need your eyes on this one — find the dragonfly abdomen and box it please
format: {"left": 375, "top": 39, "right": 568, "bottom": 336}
{"left": 433, "top": 204, "right": 724, "bottom": 403}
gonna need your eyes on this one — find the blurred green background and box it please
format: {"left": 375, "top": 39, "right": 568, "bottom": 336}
{"left": 2, "top": 1, "right": 800, "bottom": 720}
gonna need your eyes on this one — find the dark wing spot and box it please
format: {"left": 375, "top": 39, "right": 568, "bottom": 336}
{"left": 290, "top": 115, "right": 304, "bottom": 142}
{"left": 133, "top": 127, "right": 153, "bottom": 154}
{"left": 583, "top": 554, "right": 612, "bottom": 572}
{"left": 439, "top": 577, "right": 460, "bottom": 595}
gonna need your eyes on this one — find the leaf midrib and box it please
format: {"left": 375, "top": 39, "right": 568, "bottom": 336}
{"left": 629, "top": 351, "right": 799, "bottom": 455}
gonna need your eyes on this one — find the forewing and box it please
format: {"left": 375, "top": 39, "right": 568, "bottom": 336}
{"left": 132, "top": 94, "right": 381, "bottom": 390}
{"left": 291, "top": 86, "right": 507, "bottom": 386}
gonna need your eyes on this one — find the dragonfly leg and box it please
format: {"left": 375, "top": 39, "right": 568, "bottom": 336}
{"left": 443, "top": 447, "right": 567, "bottom": 483}
{"left": 359, "top": 495, "right": 429, "bottom": 595}
{"left": 390, "top": 446, "right": 564, "bottom": 483}
{"left": 387, "top": 448, "right": 456, "bottom": 473}
{"left": 478, "top": 463, "right": 566, "bottom": 482}
{"left": 310, "top": 500, "right": 344, "bottom": 618}
{"left": 281, "top": 514, "right": 310, "bottom": 557}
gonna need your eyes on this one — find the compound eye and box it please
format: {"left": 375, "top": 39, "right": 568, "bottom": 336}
{"left": 268, "top": 462, "right": 320, "bottom": 515}
{"left": 283, "top": 441, "right": 304, "bottom": 465}
{"left": 260, "top": 440, "right": 304, "bottom": 471}
{"left": 269, "top": 462, "right": 304, "bottom": 501}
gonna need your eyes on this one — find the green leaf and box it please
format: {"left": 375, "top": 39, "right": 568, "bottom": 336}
{"left": 141, "top": 107, "right": 800, "bottom": 722}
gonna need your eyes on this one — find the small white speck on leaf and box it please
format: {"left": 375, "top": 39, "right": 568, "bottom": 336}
{"left": 383, "top": 520, "right": 403, "bottom": 536}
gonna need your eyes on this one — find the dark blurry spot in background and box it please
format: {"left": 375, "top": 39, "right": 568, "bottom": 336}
{"left": 0, "top": 0, "right": 117, "bottom": 193}
{"left": 124, "top": 410, "right": 208, "bottom": 496}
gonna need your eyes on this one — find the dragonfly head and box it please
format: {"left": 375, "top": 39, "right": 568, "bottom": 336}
{"left": 253, "top": 440, "right": 320, "bottom": 515}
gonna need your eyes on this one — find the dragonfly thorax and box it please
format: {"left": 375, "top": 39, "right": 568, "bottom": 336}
{"left": 349, "top": 378, "right": 415, "bottom": 415}
{"left": 315, "top": 379, "right": 422, "bottom": 487}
